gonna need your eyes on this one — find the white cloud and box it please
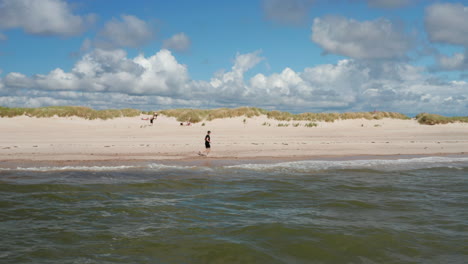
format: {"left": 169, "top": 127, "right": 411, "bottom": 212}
{"left": 162, "top": 33, "right": 191, "bottom": 52}
{"left": 436, "top": 51, "right": 468, "bottom": 71}
{"left": 4, "top": 49, "right": 189, "bottom": 97}
{"left": 425, "top": 3, "right": 468, "bottom": 46}
{"left": 210, "top": 50, "right": 264, "bottom": 91}
{"left": 0, "top": 49, "right": 467, "bottom": 115}
{"left": 4, "top": 72, "right": 34, "bottom": 88}
{"left": 0, "top": 0, "right": 95, "bottom": 36}
{"left": 367, "top": 0, "right": 411, "bottom": 9}
{"left": 95, "top": 15, "right": 154, "bottom": 49}
{"left": 262, "top": 0, "right": 314, "bottom": 25}
{"left": 311, "top": 16, "right": 412, "bottom": 59}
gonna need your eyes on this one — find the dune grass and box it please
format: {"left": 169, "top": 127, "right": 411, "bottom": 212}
{"left": 159, "top": 107, "right": 267, "bottom": 123}
{"left": 3, "top": 106, "right": 465, "bottom": 125}
{"left": 0, "top": 106, "right": 141, "bottom": 119}
{"left": 265, "top": 111, "right": 409, "bottom": 122}
{"left": 158, "top": 108, "right": 410, "bottom": 123}
{"left": 416, "top": 113, "right": 468, "bottom": 125}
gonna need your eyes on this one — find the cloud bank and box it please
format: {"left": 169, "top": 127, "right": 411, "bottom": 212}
{"left": 1, "top": 49, "right": 466, "bottom": 115}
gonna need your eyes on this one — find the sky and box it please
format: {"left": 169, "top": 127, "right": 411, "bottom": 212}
{"left": 0, "top": 0, "right": 467, "bottom": 116}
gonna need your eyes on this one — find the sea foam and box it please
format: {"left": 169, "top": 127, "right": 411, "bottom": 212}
{"left": 1, "top": 156, "right": 467, "bottom": 172}
{"left": 224, "top": 156, "right": 468, "bottom": 172}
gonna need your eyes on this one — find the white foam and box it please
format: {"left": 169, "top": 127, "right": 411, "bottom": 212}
{"left": 146, "top": 163, "right": 213, "bottom": 172}
{"left": 224, "top": 157, "right": 468, "bottom": 172}
{"left": 0, "top": 165, "right": 137, "bottom": 172}
{"left": 1, "top": 157, "right": 467, "bottom": 172}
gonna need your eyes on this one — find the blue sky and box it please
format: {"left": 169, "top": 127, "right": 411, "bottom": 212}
{"left": 0, "top": 0, "right": 467, "bottom": 115}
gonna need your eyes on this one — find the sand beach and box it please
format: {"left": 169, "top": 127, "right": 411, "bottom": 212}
{"left": 1, "top": 114, "right": 467, "bottom": 165}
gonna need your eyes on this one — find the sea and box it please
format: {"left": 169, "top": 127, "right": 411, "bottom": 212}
{"left": 1, "top": 156, "right": 467, "bottom": 264}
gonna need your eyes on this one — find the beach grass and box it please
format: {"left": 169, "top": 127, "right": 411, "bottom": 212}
{"left": 159, "top": 108, "right": 411, "bottom": 123}
{"left": 159, "top": 107, "right": 267, "bottom": 123}
{"left": 3, "top": 106, "right": 466, "bottom": 125}
{"left": 416, "top": 113, "right": 468, "bottom": 125}
{"left": 305, "top": 122, "right": 318, "bottom": 127}
{"left": 0, "top": 106, "right": 141, "bottom": 119}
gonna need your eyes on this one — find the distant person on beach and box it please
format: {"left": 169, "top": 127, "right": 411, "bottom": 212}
{"left": 199, "top": 131, "right": 211, "bottom": 156}
{"left": 150, "top": 112, "right": 158, "bottom": 125}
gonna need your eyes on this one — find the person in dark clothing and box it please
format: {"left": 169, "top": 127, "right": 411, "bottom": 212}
{"left": 199, "top": 131, "right": 211, "bottom": 156}
{"left": 150, "top": 112, "right": 158, "bottom": 125}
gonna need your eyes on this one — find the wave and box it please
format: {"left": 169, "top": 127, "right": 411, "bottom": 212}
{"left": 1, "top": 156, "right": 467, "bottom": 172}
{"left": 224, "top": 156, "right": 468, "bottom": 172}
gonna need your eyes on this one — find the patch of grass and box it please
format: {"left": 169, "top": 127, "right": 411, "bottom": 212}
{"left": 416, "top": 113, "right": 468, "bottom": 125}
{"left": 262, "top": 122, "right": 271, "bottom": 126}
{"left": 292, "top": 123, "right": 301, "bottom": 127}
{"left": 277, "top": 123, "right": 289, "bottom": 127}
{"left": 267, "top": 111, "right": 293, "bottom": 121}
{"left": 159, "top": 107, "right": 266, "bottom": 123}
{"left": 201, "top": 123, "right": 205, "bottom": 126}
{"left": 0, "top": 106, "right": 141, "bottom": 119}
{"left": 304, "top": 122, "right": 318, "bottom": 127}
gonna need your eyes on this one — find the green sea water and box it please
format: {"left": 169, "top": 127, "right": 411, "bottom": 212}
{"left": 1, "top": 157, "right": 467, "bottom": 263}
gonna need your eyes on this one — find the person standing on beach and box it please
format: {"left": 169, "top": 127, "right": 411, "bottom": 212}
{"left": 199, "top": 131, "right": 211, "bottom": 156}
{"left": 150, "top": 112, "right": 158, "bottom": 125}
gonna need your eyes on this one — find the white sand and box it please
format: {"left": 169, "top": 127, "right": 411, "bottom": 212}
{"left": 1, "top": 114, "right": 467, "bottom": 162}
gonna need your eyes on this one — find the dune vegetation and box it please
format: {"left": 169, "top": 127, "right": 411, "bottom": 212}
{"left": 158, "top": 107, "right": 267, "bottom": 123}
{"left": 160, "top": 107, "right": 410, "bottom": 123}
{"left": 1, "top": 106, "right": 466, "bottom": 125}
{"left": 415, "top": 113, "right": 468, "bottom": 125}
{"left": 0, "top": 106, "right": 141, "bottom": 119}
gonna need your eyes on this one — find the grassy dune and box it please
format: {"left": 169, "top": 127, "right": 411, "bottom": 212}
{"left": 416, "top": 113, "right": 468, "bottom": 125}
{"left": 0, "top": 106, "right": 141, "bottom": 119}
{"left": 159, "top": 107, "right": 267, "bottom": 123}
{"left": 1, "top": 106, "right": 466, "bottom": 125}
{"left": 160, "top": 108, "right": 410, "bottom": 123}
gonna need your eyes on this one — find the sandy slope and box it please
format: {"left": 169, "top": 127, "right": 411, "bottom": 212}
{"left": 0, "top": 114, "right": 467, "bottom": 162}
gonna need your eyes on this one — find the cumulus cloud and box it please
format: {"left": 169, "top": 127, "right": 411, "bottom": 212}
{"left": 4, "top": 49, "right": 189, "bottom": 97}
{"left": 95, "top": 15, "right": 154, "bottom": 49}
{"left": 162, "top": 33, "right": 191, "bottom": 52}
{"left": 262, "top": 0, "right": 315, "bottom": 25}
{"left": 210, "top": 51, "right": 264, "bottom": 88}
{"left": 0, "top": 49, "right": 467, "bottom": 115}
{"left": 425, "top": 3, "right": 468, "bottom": 46}
{"left": 367, "top": 0, "right": 412, "bottom": 9}
{"left": 0, "top": 0, "right": 95, "bottom": 36}
{"left": 311, "top": 16, "right": 412, "bottom": 59}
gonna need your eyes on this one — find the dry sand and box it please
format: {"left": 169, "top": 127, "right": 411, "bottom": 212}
{"left": 1, "top": 114, "right": 467, "bottom": 165}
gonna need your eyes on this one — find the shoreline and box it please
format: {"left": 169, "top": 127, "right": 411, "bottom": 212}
{"left": 2, "top": 115, "right": 468, "bottom": 169}
{"left": 1, "top": 153, "right": 467, "bottom": 170}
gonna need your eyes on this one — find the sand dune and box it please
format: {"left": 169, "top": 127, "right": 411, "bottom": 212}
{"left": 1, "top": 114, "right": 467, "bottom": 163}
